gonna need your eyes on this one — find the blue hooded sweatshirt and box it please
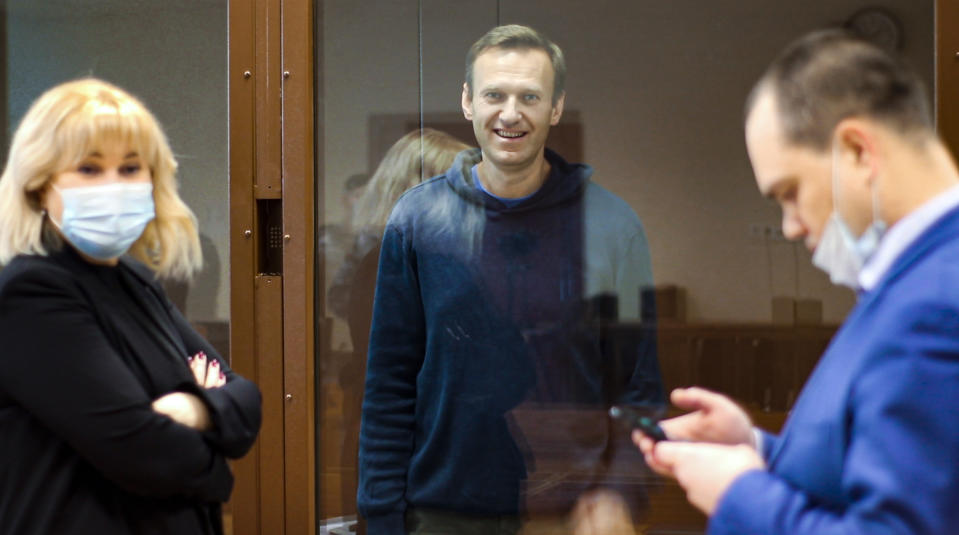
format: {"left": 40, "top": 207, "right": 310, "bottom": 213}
{"left": 358, "top": 148, "right": 663, "bottom": 533}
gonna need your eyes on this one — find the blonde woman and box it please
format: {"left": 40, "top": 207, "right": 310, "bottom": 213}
{"left": 326, "top": 128, "right": 469, "bottom": 518}
{"left": 328, "top": 128, "right": 471, "bottom": 342}
{"left": 0, "top": 78, "right": 261, "bottom": 534}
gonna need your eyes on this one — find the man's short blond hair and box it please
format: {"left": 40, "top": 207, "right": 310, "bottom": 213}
{"left": 465, "top": 24, "right": 566, "bottom": 105}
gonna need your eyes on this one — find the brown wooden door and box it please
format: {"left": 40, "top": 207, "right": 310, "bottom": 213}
{"left": 938, "top": 0, "right": 959, "bottom": 155}
{"left": 228, "top": 0, "right": 315, "bottom": 533}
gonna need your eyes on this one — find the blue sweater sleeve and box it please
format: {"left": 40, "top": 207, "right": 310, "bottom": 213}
{"left": 357, "top": 222, "right": 426, "bottom": 534}
{"left": 618, "top": 227, "right": 665, "bottom": 406}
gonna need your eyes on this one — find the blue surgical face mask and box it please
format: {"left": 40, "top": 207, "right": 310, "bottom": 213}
{"left": 50, "top": 182, "right": 155, "bottom": 261}
{"left": 811, "top": 142, "right": 886, "bottom": 289}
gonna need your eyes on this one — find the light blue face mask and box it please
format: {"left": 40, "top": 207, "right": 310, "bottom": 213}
{"left": 811, "top": 142, "right": 886, "bottom": 289}
{"left": 51, "top": 182, "right": 155, "bottom": 261}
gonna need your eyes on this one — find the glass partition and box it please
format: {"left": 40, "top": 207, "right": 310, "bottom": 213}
{"left": 315, "top": 1, "right": 933, "bottom": 533}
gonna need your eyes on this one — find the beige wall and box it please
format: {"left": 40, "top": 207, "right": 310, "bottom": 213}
{"left": 321, "top": 0, "right": 934, "bottom": 324}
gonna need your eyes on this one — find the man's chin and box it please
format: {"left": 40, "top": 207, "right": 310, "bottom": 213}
{"left": 485, "top": 148, "right": 535, "bottom": 166}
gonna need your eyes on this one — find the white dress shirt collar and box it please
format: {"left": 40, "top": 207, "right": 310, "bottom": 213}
{"left": 859, "top": 184, "right": 959, "bottom": 291}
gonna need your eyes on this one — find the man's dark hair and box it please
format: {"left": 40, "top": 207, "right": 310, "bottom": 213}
{"left": 745, "top": 29, "right": 932, "bottom": 151}
{"left": 465, "top": 24, "right": 566, "bottom": 105}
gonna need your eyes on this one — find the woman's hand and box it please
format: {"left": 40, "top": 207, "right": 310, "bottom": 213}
{"left": 189, "top": 351, "right": 226, "bottom": 389}
{"left": 150, "top": 352, "right": 224, "bottom": 430}
{"left": 151, "top": 392, "right": 212, "bottom": 431}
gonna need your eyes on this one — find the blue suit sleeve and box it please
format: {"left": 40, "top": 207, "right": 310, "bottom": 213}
{"left": 710, "top": 301, "right": 959, "bottom": 535}
{"left": 757, "top": 428, "right": 779, "bottom": 461}
{"left": 357, "top": 222, "right": 426, "bottom": 535}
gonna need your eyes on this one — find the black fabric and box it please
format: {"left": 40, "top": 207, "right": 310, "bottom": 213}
{"left": 0, "top": 246, "right": 261, "bottom": 534}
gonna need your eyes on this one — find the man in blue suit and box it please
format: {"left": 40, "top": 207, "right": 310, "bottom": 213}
{"left": 626, "top": 30, "right": 959, "bottom": 534}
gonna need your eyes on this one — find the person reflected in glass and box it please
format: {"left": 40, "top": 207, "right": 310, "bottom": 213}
{"left": 327, "top": 128, "right": 470, "bottom": 518}
{"left": 0, "top": 78, "right": 262, "bottom": 535}
{"left": 328, "top": 129, "right": 470, "bottom": 347}
{"left": 358, "top": 25, "right": 662, "bottom": 535}
{"left": 322, "top": 172, "right": 371, "bottom": 311}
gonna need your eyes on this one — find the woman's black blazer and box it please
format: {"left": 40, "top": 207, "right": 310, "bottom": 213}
{"left": 0, "top": 246, "right": 262, "bottom": 534}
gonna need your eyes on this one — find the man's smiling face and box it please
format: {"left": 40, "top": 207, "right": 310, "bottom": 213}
{"left": 462, "top": 46, "right": 564, "bottom": 175}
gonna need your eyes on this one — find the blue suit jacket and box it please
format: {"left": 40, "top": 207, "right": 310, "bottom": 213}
{"left": 711, "top": 205, "right": 959, "bottom": 535}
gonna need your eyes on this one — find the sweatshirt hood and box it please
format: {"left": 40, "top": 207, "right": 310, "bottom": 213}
{"left": 444, "top": 147, "right": 593, "bottom": 213}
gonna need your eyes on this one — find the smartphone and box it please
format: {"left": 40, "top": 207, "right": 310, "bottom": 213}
{"left": 609, "top": 405, "right": 668, "bottom": 442}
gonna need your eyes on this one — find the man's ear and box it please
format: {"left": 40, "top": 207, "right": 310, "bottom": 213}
{"left": 462, "top": 83, "right": 473, "bottom": 121}
{"left": 835, "top": 118, "right": 880, "bottom": 186}
{"left": 550, "top": 92, "right": 566, "bottom": 126}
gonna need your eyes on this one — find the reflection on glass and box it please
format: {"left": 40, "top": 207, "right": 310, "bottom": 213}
{"left": 317, "top": 2, "right": 934, "bottom": 533}
{"left": 353, "top": 25, "right": 662, "bottom": 534}
{"left": 325, "top": 128, "right": 471, "bottom": 521}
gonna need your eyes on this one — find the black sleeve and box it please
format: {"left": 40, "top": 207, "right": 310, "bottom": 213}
{"left": 162, "top": 297, "right": 262, "bottom": 459}
{"left": 0, "top": 268, "right": 233, "bottom": 502}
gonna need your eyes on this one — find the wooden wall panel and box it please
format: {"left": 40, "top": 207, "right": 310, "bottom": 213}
{"left": 937, "top": 0, "right": 959, "bottom": 156}
{"left": 280, "top": 0, "right": 316, "bottom": 532}
{"left": 255, "top": 275, "right": 287, "bottom": 533}
{"left": 228, "top": 0, "right": 259, "bottom": 532}
{"left": 254, "top": 0, "right": 283, "bottom": 198}
{"left": 229, "top": 0, "right": 291, "bottom": 532}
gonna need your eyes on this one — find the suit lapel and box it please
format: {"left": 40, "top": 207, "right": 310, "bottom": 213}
{"left": 117, "top": 258, "right": 189, "bottom": 360}
{"left": 868, "top": 205, "right": 959, "bottom": 297}
{"left": 767, "top": 205, "right": 959, "bottom": 468}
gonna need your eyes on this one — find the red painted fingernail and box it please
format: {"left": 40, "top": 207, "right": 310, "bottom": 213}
{"left": 219, "top": 372, "right": 226, "bottom": 380}
{"left": 211, "top": 360, "right": 219, "bottom": 367}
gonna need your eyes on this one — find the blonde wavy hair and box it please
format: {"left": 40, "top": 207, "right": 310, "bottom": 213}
{"left": 352, "top": 128, "right": 471, "bottom": 234}
{"left": 0, "top": 78, "right": 201, "bottom": 280}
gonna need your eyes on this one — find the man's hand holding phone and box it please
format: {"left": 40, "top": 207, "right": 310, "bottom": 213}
{"left": 609, "top": 405, "right": 668, "bottom": 442}
{"left": 630, "top": 387, "right": 766, "bottom": 515}
{"left": 640, "top": 387, "right": 755, "bottom": 444}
